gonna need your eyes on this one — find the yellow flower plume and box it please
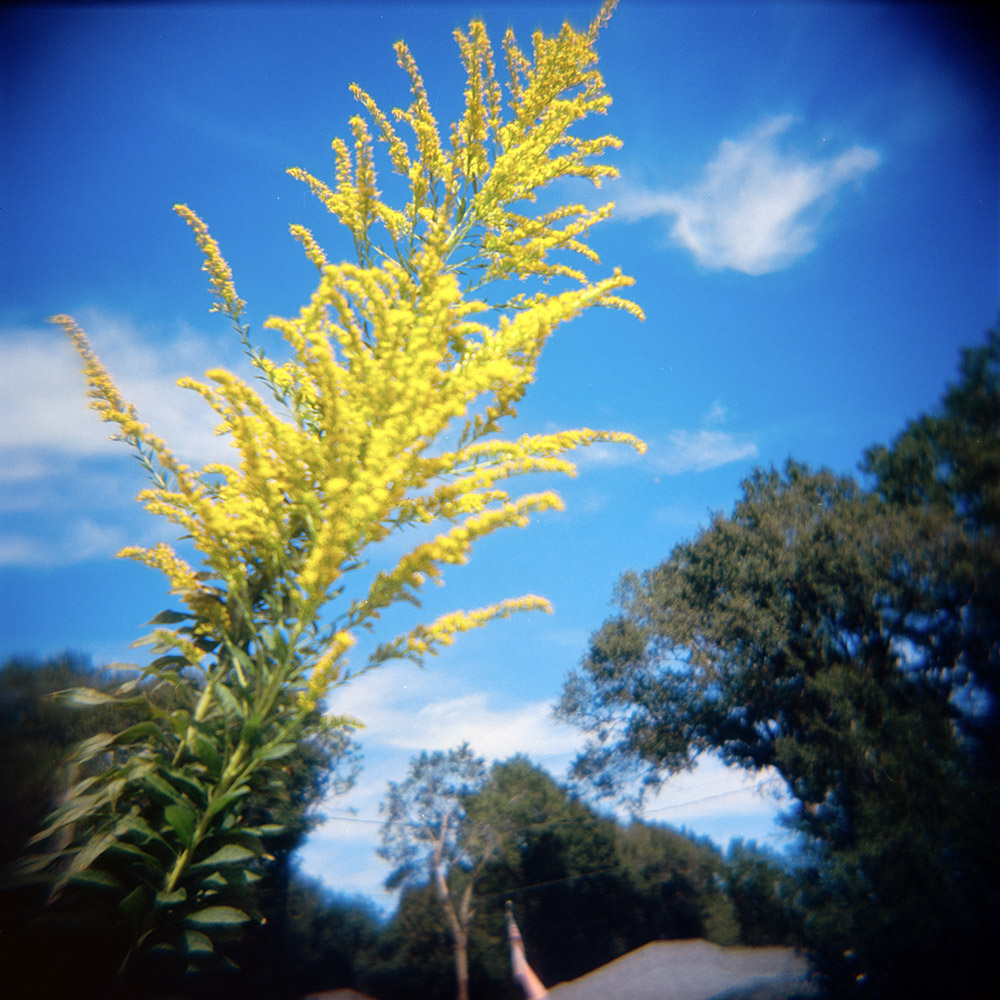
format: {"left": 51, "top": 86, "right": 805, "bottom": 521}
{"left": 59, "top": 0, "right": 644, "bottom": 703}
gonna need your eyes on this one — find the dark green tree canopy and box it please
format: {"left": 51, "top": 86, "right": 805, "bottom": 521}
{"left": 560, "top": 462, "right": 963, "bottom": 821}
{"left": 558, "top": 331, "right": 1000, "bottom": 998}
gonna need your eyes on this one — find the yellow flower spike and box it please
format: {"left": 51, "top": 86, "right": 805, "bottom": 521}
{"left": 289, "top": 225, "right": 329, "bottom": 271}
{"left": 298, "top": 630, "right": 356, "bottom": 711}
{"left": 350, "top": 83, "right": 411, "bottom": 178}
{"left": 376, "top": 594, "right": 553, "bottom": 668}
{"left": 60, "top": 9, "right": 645, "bottom": 822}
{"left": 173, "top": 206, "right": 246, "bottom": 319}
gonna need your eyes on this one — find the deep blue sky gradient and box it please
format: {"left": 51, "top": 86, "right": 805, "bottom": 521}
{"left": 2, "top": 0, "right": 997, "bottom": 905}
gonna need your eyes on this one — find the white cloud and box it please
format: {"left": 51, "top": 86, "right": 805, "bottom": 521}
{"left": 703, "top": 401, "right": 728, "bottom": 427}
{"left": 329, "top": 664, "right": 580, "bottom": 764}
{"left": 639, "top": 756, "right": 791, "bottom": 827}
{"left": 298, "top": 664, "right": 588, "bottom": 908}
{"left": 0, "top": 516, "right": 134, "bottom": 568}
{"left": 1, "top": 331, "right": 121, "bottom": 458}
{"left": 0, "top": 310, "right": 256, "bottom": 566}
{"left": 654, "top": 428, "right": 758, "bottom": 474}
{"left": 0, "top": 310, "right": 245, "bottom": 472}
{"left": 299, "top": 671, "right": 796, "bottom": 905}
{"left": 618, "top": 115, "right": 880, "bottom": 274}
{"left": 572, "top": 440, "right": 645, "bottom": 467}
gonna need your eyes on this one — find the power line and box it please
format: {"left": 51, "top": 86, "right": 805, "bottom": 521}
{"left": 320, "top": 775, "right": 782, "bottom": 832}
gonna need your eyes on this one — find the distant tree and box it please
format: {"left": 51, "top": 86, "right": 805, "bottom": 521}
{"left": 378, "top": 744, "right": 496, "bottom": 1000}
{"left": 614, "top": 821, "right": 739, "bottom": 947}
{"left": 558, "top": 333, "right": 1000, "bottom": 998}
{"left": 469, "top": 757, "right": 741, "bottom": 983}
{"left": 722, "top": 841, "right": 798, "bottom": 947}
{"left": 469, "top": 756, "right": 623, "bottom": 985}
{"left": 364, "top": 882, "right": 467, "bottom": 1000}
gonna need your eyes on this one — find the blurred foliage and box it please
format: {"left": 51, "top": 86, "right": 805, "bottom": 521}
{"left": 3, "top": 675, "right": 797, "bottom": 1000}
{"left": 0, "top": 653, "right": 355, "bottom": 999}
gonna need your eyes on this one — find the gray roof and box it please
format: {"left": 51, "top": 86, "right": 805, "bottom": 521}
{"left": 546, "top": 940, "right": 814, "bottom": 1000}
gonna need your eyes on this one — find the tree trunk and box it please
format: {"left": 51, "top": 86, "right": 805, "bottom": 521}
{"left": 454, "top": 925, "right": 470, "bottom": 1000}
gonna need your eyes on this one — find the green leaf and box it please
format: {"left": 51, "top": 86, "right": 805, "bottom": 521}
{"left": 204, "top": 784, "right": 251, "bottom": 822}
{"left": 115, "top": 813, "right": 172, "bottom": 851}
{"left": 147, "top": 654, "right": 189, "bottom": 672}
{"left": 146, "top": 609, "right": 191, "bottom": 625}
{"left": 105, "top": 839, "right": 168, "bottom": 873}
{"left": 119, "top": 885, "right": 150, "bottom": 923}
{"left": 71, "top": 732, "right": 116, "bottom": 764}
{"left": 184, "top": 929, "right": 215, "bottom": 955}
{"left": 155, "top": 887, "right": 187, "bottom": 908}
{"left": 142, "top": 773, "right": 188, "bottom": 807}
{"left": 52, "top": 686, "right": 117, "bottom": 707}
{"left": 257, "top": 823, "right": 287, "bottom": 838}
{"left": 192, "top": 732, "right": 222, "bottom": 779}
{"left": 213, "top": 682, "right": 246, "bottom": 720}
{"left": 105, "top": 661, "right": 142, "bottom": 673}
{"left": 168, "top": 710, "right": 194, "bottom": 735}
{"left": 258, "top": 742, "right": 295, "bottom": 762}
{"left": 161, "top": 767, "right": 207, "bottom": 807}
{"left": 191, "top": 844, "right": 256, "bottom": 869}
{"left": 164, "top": 803, "right": 197, "bottom": 847}
{"left": 224, "top": 641, "right": 256, "bottom": 681}
{"left": 64, "top": 829, "right": 117, "bottom": 878}
{"left": 131, "top": 631, "right": 164, "bottom": 649}
{"left": 69, "top": 868, "right": 124, "bottom": 893}
{"left": 30, "top": 793, "right": 105, "bottom": 843}
{"left": 186, "top": 905, "right": 251, "bottom": 926}
{"left": 113, "top": 721, "right": 167, "bottom": 746}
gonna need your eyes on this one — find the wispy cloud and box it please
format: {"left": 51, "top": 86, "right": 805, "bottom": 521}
{"left": 647, "top": 403, "right": 757, "bottom": 475}
{"left": 330, "top": 664, "right": 581, "bottom": 764}
{"left": 0, "top": 310, "right": 249, "bottom": 566}
{"left": 300, "top": 672, "right": 796, "bottom": 906}
{"left": 640, "top": 756, "right": 791, "bottom": 825}
{"left": 0, "top": 310, "right": 244, "bottom": 469}
{"left": 0, "top": 519, "right": 133, "bottom": 569}
{"left": 618, "top": 116, "right": 880, "bottom": 274}
{"left": 298, "top": 663, "right": 587, "bottom": 908}
{"left": 655, "top": 428, "right": 758, "bottom": 474}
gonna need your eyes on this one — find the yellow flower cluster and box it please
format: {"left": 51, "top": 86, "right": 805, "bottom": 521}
{"left": 173, "top": 205, "right": 246, "bottom": 319}
{"left": 298, "top": 631, "right": 356, "bottom": 711}
{"left": 287, "top": 0, "right": 641, "bottom": 303}
{"left": 59, "top": 0, "right": 645, "bottom": 695}
{"left": 368, "top": 595, "right": 553, "bottom": 665}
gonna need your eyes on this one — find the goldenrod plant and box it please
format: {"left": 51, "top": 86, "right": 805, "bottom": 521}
{"left": 18, "top": 0, "right": 643, "bottom": 986}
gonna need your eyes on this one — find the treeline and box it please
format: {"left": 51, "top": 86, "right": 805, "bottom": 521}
{"left": 369, "top": 751, "right": 795, "bottom": 1000}
{"left": 0, "top": 658, "right": 794, "bottom": 999}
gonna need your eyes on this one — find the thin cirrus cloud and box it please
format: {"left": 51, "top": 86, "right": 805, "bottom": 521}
{"left": 618, "top": 115, "right": 880, "bottom": 275}
{"left": 655, "top": 428, "right": 758, "bottom": 475}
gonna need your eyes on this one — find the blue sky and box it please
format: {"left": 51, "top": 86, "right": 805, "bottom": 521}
{"left": 2, "top": 1, "right": 997, "bottom": 910}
